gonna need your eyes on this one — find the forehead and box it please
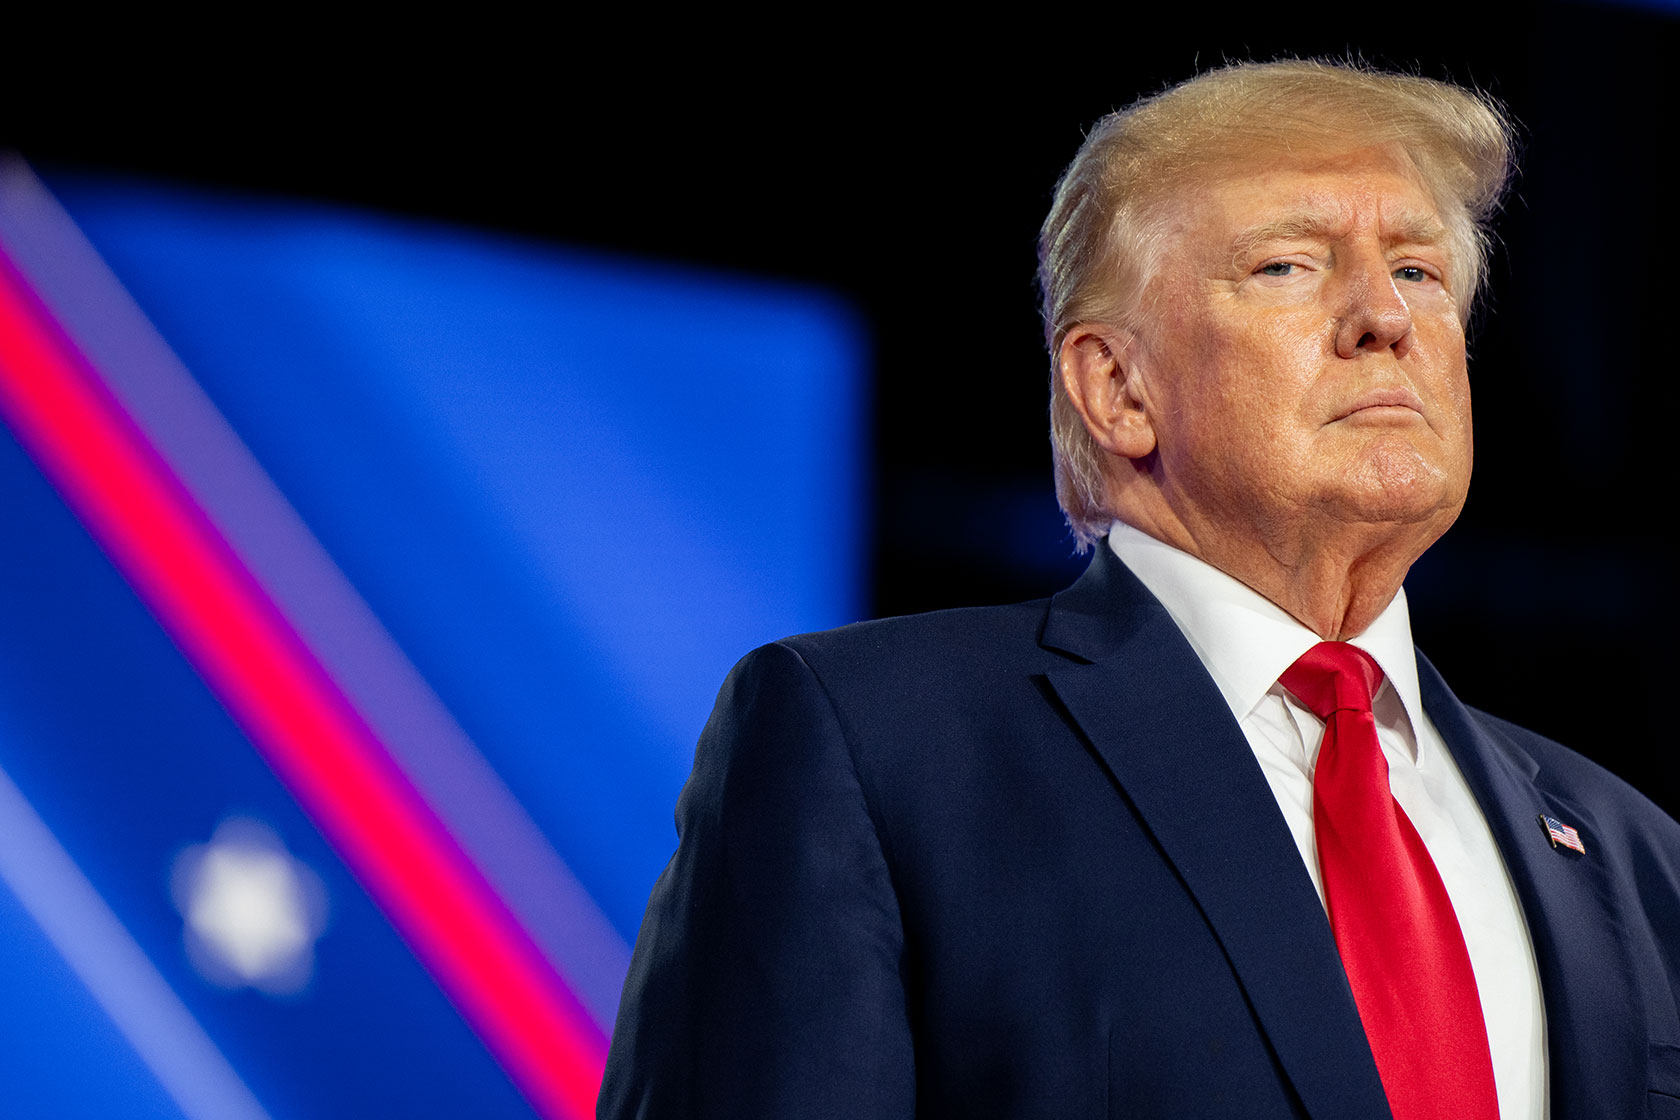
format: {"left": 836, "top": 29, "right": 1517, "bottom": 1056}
{"left": 1164, "top": 144, "right": 1449, "bottom": 259}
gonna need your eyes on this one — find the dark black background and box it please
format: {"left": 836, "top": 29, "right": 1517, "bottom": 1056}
{"left": 5, "top": 5, "right": 1676, "bottom": 815}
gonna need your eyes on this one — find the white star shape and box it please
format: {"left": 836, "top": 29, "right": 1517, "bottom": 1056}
{"left": 172, "top": 817, "right": 328, "bottom": 996}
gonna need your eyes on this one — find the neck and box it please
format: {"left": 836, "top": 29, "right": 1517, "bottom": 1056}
{"left": 1223, "top": 536, "right": 1416, "bottom": 640}
{"left": 1115, "top": 504, "right": 1438, "bottom": 641}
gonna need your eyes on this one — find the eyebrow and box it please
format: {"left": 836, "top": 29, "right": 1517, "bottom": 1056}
{"left": 1229, "top": 211, "right": 1450, "bottom": 262}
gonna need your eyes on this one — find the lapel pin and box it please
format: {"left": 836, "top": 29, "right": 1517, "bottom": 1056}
{"left": 1538, "top": 813, "right": 1586, "bottom": 855}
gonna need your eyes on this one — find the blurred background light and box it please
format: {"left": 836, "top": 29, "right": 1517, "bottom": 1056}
{"left": 172, "top": 817, "right": 328, "bottom": 996}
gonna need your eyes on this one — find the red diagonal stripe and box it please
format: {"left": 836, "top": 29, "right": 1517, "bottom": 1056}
{"left": 0, "top": 249, "right": 606, "bottom": 1119}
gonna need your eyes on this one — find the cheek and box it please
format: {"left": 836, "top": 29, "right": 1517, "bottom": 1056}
{"left": 1426, "top": 316, "right": 1471, "bottom": 399}
{"left": 1454, "top": 375, "right": 1474, "bottom": 475}
{"left": 1434, "top": 349, "right": 1474, "bottom": 444}
{"left": 1209, "top": 322, "right": 1328, "bottom": 427}
{"left": 1149, "top": 307, "right": 1328, "bottom": 457}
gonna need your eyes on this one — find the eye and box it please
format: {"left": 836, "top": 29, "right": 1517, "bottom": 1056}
{"left": 1393, "top": 265, "right": 1431, "bottom": 283}
{"left": 1256, "top": 261, "right": 1296, "bottom": 277}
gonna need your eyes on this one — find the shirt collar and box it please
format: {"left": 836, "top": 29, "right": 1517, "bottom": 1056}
{"left": 1106, "top": 522, "right": 1427, "bottom": 747}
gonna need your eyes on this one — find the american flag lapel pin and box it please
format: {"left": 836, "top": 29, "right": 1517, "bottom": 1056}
{"left": 1538, "top": 813, "right": 1586, "bottom": 855}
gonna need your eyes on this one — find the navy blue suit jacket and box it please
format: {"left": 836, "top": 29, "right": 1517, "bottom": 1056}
{"left": 600, "top": 547, "right": 1680, "bottom": 1118}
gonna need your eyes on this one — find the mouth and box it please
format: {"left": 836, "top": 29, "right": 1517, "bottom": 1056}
{"left": 1336, "top": 386, "right": 1425, "bottom": 422}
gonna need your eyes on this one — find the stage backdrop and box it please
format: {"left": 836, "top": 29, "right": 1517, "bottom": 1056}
{"left": 0, "top": 161, "right": 867, "bottom": 1120}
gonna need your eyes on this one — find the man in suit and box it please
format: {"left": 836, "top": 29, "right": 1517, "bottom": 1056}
{"left": 598, "top": 60, "right": 1680, "bottom": 1119}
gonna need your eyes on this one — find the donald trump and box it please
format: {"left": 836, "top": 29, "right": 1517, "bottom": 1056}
{"left": 599, "top": 60, "right": 1680, "bottom": 1119}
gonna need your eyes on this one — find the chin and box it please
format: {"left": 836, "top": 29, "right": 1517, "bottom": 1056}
{"left": 1330, "top": 445, "right": 1467, "bottom": 527}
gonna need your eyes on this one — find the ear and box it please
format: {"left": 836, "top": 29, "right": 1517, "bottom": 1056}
{"left": 1058, "top": 324, "right": 1156, "bottom": 460}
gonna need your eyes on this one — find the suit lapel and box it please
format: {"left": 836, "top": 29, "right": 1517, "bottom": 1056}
{"left": 1418, "top": 655, "right": 1647, "bottom": 1120}
{"left": 1041, "top": 549, "right": 1392, "bottom": 1120}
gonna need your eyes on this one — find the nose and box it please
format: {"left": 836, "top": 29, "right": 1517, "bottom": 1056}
{"left": 1334, "top": 257, "right": 1414, "bottom": 359}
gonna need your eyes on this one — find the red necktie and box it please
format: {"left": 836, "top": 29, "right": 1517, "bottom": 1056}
{"left": 1280, "top": 642, "right": 1498, "bottom": 1120}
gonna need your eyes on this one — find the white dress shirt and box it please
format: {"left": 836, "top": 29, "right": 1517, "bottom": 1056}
{"left": 1107, "top": 523, "right": 1548, "bottom": 1119}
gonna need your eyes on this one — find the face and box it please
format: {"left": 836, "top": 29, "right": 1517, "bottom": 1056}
{"left": 1128, "top": 144, "right": 1473, "bottom": 559}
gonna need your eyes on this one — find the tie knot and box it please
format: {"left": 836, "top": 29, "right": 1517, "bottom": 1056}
{"left": 1278, "top": 641, "right": 1384, "bottom": 720}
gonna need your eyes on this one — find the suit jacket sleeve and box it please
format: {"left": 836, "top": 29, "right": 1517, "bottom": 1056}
{"left": 597, "top": 641, "right": 916, "bottom": 1118}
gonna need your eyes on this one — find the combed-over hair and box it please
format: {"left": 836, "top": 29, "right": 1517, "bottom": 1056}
{"left": 1038, "top": 59, "right": 1514, "bottom": 550}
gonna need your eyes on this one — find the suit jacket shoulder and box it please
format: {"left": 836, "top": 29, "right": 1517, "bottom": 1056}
{"left": 777, "top": 598, "right": 1059, "bottom": 695}
{"left": 772, "top": 599, "right": 1070, "bottom": 779}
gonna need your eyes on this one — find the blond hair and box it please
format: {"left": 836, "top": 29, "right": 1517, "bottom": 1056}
{"left": 1038, "top": 59, "right": 1515, "bottom": 550}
